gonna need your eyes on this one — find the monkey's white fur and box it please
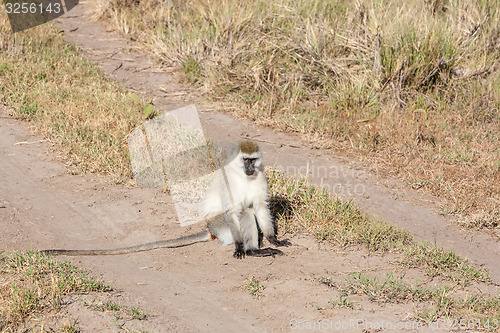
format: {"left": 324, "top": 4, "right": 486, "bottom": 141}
{"left": 202, "top": 147, "right": 274, "bottom": 249}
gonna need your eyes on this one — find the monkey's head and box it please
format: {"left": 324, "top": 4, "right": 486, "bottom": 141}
{"left": 238, "top": 140, "right": 262, "bottom": 176}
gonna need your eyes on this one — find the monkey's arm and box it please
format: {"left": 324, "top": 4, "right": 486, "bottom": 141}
{"left": 224, "top": 210, "right": 246, "bottom": 259}
{"left": 254, "top": 203, "right": 291, "bottom": 247}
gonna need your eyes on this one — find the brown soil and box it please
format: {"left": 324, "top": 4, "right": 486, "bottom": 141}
{"left": 0, "top": 3, "right": 498, "bottom": 332}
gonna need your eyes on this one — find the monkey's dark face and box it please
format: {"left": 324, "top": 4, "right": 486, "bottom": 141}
{"left": 237, "top": 145, "right": 262, "bottom": 177}
{"left": 243, "top": 157, "right": 257, "bottom": 176}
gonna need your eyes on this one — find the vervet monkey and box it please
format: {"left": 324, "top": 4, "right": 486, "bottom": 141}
{"left": 202, "top": 140, "right": 290, "bottom": 258}
{"left": 42, "top": 140, "right": 290, "bottom": 258}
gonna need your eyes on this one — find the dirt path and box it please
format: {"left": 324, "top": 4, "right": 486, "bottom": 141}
{"left": 0, "top": 2, "right": 498, "bottom": 332}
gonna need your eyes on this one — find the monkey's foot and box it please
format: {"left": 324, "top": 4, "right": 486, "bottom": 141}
{"left": 233, "top": 243, "right": 246, "bottom": 259}
{"left": 233, "top": 250, "right": 245, "bottom": 259}
{"left": 267, "top": 235, "right": 292, "bottom": 247}
{"left": 246, "top": 248, "right": 283, "bottom": 258}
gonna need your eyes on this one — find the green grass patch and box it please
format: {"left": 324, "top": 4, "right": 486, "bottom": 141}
{"left": 401, "top": 242, "right": 490, "bottom": 285}
{"left": 60, "top": 317, "right": 79, "bottom": 333}
{"left": 0, "top": 250, "right": 111, "bottom": 330}
{"left": 130, "top": 306, "right": 148, "bottom": 320}
{"left": 319, "top": 271, "right": 500, "bottom": 325}
{"left": 243, "top": 276, "right": 265, "bottom": 298}
{"left": 330, "top": 296, "right": 356, "bottom": 309}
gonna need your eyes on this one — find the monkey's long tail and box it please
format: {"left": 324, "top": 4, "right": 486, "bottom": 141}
{"left": 41, "top": 230, "right": 212, "bottom": 256}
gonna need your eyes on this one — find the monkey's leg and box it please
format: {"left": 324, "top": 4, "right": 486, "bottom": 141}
{"left": 240, "top": 208, "right": 259, "bottom": 252}
{"left": 225, "top": 211, "right": 245, "bottom": 259}
{"left": 240, "top": 209, "right": 284, "bottom": 257}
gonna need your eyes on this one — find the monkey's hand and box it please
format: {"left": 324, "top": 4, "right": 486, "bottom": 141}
{"left": 233, "top": 242, "right": 246, "bottom": 259}
{"left": 267, "top": 235, "right": 291, "bottom": 247}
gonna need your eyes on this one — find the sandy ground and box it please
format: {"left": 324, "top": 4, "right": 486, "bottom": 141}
{"left": 0, "top": 2, "right": 498, "bottom": 332}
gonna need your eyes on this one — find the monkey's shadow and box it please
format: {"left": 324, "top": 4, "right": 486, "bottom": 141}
{"left": 256, "top": 195, "right": 293, "bottom": 247}
{"left": 270, "top": 195, "right": 293, "bottom": 222}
